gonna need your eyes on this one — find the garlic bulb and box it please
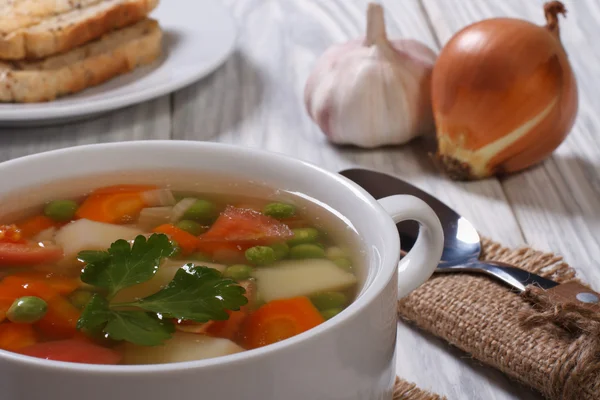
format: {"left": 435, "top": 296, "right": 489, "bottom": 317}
{"left": 304, "top": 3, "right": 437, "bottom": 148}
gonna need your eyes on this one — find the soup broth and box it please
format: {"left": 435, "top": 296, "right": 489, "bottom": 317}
{"left": 0, "top": 172, "right": 365, "bottom": 365}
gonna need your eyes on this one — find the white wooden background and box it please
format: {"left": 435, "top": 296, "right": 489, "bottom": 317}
{"left": 0, "top": 0, "right": 598, "bottom": 398}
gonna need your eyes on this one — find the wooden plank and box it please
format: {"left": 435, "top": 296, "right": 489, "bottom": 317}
{"left": 420, "top": 0, "right": 600, "bottom": 289}
{"left": 173, "top": 1, "right": 528, "bottom": 399}
{"left": 0, "top": 97, "right": 172, "bottom": 162}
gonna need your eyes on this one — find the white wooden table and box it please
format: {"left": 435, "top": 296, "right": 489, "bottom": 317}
{"left": 0, "top": 1, "right": 598, "bottom": 398}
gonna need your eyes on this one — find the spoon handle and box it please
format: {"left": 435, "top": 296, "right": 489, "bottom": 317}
{"left": 435, "top": 261, "right": 557, "bottom": 291}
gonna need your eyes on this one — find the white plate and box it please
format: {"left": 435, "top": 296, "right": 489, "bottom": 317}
{"left": 0, "top": 0, "right": 237, "bottom": 127}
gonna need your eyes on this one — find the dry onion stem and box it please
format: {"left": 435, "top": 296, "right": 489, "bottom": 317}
{"left": 432, "top": 1, "right": 578, "bottom": 180}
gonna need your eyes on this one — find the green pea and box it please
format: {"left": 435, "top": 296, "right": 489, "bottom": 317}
{"left": 44, "top": 200, "right": 78, "bottom": 222}
{"left": 175, "top": 220, "right": 204, "bottom": 236}
{"left": 310, "top": 292, "right": 348, "bottom": 311}
{"left": 189, "top": 251, "right": 212, "bottom": 262}
{"left": 245, "top": 246, "right": 277, "bottom": 266}
{"left": 287, "top": 228, "right": 319, "bottom": 246}
{"left": 270, "top": 242, "right": 289, "bottom": 260}
{"left": 263, "top": 202, "right": 296, "bottom": 219}
{"left": 289, "top": 243, "right": 325, "bottom": 259}
{"left": 332, "top": 257, "right": 353, "bottom": 271}
{"left": 69, "top": 290, "right": 94, "bottom": 309}
{"left": 321, "top": 307, "right": 343, "bottom": 320}
{"left": 183, "top": 199, "right": 217, "bottom": 223}
{"left": 7, "top": 296, "right": 47, "bottom": 323}
{"left": 224, "top": 264, "right": 253, "bottom": 280}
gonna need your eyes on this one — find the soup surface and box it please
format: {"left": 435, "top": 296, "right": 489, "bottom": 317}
{"left": 0, "top": 182, "right": 362, "bottom": 365}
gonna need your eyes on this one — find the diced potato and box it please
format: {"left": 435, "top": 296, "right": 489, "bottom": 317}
{"left": 119, "top": 333, "right": 244, "bottom": 365}
{"left": 34, "top": 227, "right": 57, "bottom": 243}
{"left": 252, "top": 259, "right": 358, "bottom": 302}
{"left": 137, "top": 207, "right": 173, "bottom": 231}
{"left": 141, "top": 189, "right": 176, "bottom": 207}
{"left": 112, "top": 259, "right": 226, "bottom": 303}
{"left": 55, "top": 219, "right": 143, "bottom": 260}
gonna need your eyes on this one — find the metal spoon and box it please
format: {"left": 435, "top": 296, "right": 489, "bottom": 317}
{"left": 340, "top": 168, "right": 600, "bottom": 310}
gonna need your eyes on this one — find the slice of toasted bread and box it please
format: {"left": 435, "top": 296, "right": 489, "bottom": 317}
{"left": 0, "top": 0, "right": 159, "bottom": 60}
{"left": 0, "top": 1, "right": 105, "bottom": 32}
{"left": 0, "top": 18, "right": 162, "bottom": 103}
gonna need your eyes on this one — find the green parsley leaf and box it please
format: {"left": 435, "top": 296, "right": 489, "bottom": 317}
{"left": 76, "top": 294, "right": 111, "bottom": 334}
{"left": 77, "top": 293, "right": 175, "bottom": 346}
{"left": 79, "top": 234, "right": 175, "bottom": 298}
{"left": 104, "top": 311, "right": 175, "bottom": 347}
{"left": 77, "top": 235, "right": 248, "bottom": 347}
{"left": 125, "top": 265, "right": 248, "bottom": 323}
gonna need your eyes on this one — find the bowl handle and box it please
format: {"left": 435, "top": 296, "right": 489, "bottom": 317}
{"left": 378, "top": 195, "right": 445, "bottom": 298}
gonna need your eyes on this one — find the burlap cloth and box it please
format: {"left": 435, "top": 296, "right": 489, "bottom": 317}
{"left": 392, "top": 238, "right": 600, "bottom": 400}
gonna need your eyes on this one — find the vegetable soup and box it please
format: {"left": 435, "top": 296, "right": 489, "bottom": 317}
{"left": 0, "top": 178, "right": 364, "bottom": 365}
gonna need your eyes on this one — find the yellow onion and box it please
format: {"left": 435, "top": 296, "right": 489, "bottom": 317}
{"left": 432, "top": 1, "right": 578, "bottom": 180}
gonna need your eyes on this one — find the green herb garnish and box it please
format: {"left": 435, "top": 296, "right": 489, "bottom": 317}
{"left": 76, "top": 234, "right": 248, "bottom": 346}
{"left": 79, "top": 234, "right": 175, "bottom": 299}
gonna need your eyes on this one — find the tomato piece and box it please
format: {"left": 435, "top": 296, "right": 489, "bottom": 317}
{"left": 197, "top": 206, "right": 293, "bottom": 257}
{"left": 0, "top": 224, "right": 25, "bottom": 243}
{"left": 202, "top": 206, "right": 293, "bottom": 242}
{"left": 20, "top": 340, "right": 122, "bottom": 365}
{"left": 206, "top": 309, "right": 248, "bottom": 341}
{"left": 0, "top": 242, "right": 63, "bottom": 266}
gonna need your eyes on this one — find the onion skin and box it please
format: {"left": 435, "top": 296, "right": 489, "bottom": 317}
{"left": 432, "top": 1, "right": 578, "bottom": 180}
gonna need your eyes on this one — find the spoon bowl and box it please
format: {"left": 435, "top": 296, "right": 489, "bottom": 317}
{"left": 339, "top": 168, "right": 560, "bottom": 291}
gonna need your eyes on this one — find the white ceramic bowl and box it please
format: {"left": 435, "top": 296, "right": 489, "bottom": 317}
{"left": 0, "top": 141, "right": 443, "bottom": 400}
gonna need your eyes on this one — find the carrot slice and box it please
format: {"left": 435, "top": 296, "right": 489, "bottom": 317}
{"left": 0, "top": 242, "right": 63, "bottom": 266}
{"left": 152, "top": 224, "right": 201, "bottom": 255}
{"left": 75, "top": 184, "right": 159, "bottom": 224}
{"left": 0, "top": 277, "right": 80, "bottom": 339}
{"left": 36, "top": 296, "right": 81, "bottom": 339}
{"left": 20, "top": 339, "right": 121, "bottom": 365}
{"left": 242, "top": 296, "right": 324, "bottom": 349}
{"left": 0, "top": 276, "right": 58, "bottom": 301}
{"left": 17, "top": 216, "right": 59, "bottom": 239}
{"left": 76, "top": 192, "right": 146, "bottom": 224}
{"left": 0, "top": 323, "right": 37, "bottom": 352}
{"left": 9, "top": 271, "right": 79, "bottom": 295}
{"left": 90, "top": 184, "right": 158, "bottom": 195}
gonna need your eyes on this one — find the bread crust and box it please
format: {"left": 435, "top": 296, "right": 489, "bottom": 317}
{"left": 0, "top": 18, "right": 162, "bottom": 103}
{"left": 0, "top": 0, "right": 159, "bottom": 60}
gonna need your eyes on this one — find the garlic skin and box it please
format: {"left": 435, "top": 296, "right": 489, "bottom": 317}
{"left": 304, "top": 3, "right": 437, "bottom": 148}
